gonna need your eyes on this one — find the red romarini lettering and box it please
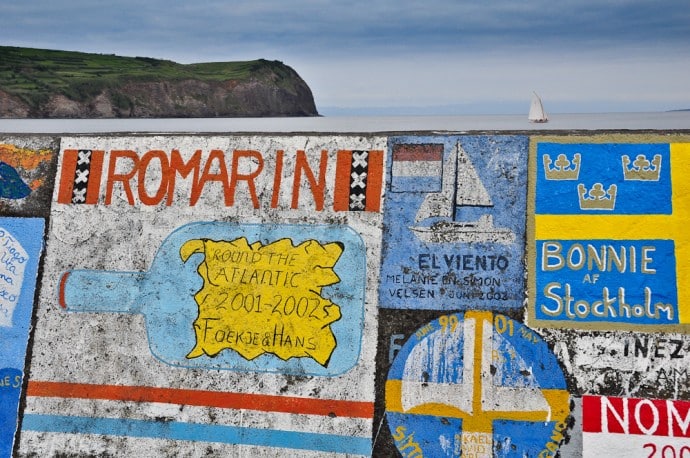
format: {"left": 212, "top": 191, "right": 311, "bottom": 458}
{"left": 102, "top": 148, "right": 329, "bottom": 209}
{"left": 230, "top": 150, "right": 264, "bottom": 208}
{"left": 292, "top": 149, "right": 327, "bottom": 210}
{"left": 106, "top": 150, "right": 139, "bottom": 205}
{"left": 138, "top": 150, "right": 168, "bottom": 205}
{"left": 194, "top": 149, "right": 231, "bottom": 206}
{"left": 168, "top": 149, "right": 201, "bottom": 205}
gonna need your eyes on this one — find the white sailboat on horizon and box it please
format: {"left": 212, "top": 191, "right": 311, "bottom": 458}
{"left": 529, "top": 92, "right": 548, "bottom": 123}
{"left": 408, "top": 144, "right": 515, "bottom": 244}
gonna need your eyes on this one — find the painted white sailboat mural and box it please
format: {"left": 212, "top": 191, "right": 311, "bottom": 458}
{"left": 528, "top": 92, "right": 548, "bottom": 123}
{"left": 409, "top": 144, "right": 515, "bottom": 244}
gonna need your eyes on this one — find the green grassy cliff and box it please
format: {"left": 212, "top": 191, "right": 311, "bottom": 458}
{"left": 0, "top": 47, "right": 318, "bottom": 118}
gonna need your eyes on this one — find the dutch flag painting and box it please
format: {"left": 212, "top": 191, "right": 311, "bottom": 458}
{"left": 391, "top": 143, "right": 444, "bottom": 193}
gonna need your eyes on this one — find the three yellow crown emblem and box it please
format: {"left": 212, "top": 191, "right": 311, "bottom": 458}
{"left": 543, "top": 152, "right": 616, "bottom": 209}
{"left": 578, "top": 183, "right": 617, "bottom": 210}
{"left": 543, "top": 151, "right": 664, "bottom": 211}
{"left": 543, "top": 153, "right": 580, "bottom": 180}
{"left": 622, "top": 154, "right": 661, "bottom": 181}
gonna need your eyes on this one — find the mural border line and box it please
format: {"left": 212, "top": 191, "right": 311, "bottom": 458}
{"left": 22, "top": 414, "right": 372, "bottom": 455}
{"left": 27, "top": 381, "right": 374, "bottom": 418}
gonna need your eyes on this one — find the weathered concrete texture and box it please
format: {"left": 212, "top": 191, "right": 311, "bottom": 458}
{"left": 0, "top": 132, "right": 688, "bottom": 457}
{"left": 544, "top": 329, "right": 690, "bottom": 399}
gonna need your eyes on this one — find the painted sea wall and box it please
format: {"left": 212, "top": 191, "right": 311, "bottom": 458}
{"left": 1, "top": 132, "right": 688, "bottom": 457}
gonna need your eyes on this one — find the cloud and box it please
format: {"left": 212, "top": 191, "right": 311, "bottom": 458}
{"left": 5, "top": 0, "right": 690, "bottom": 59}
{"left": 297, "top": 49, "right": 690, "bottom": 112}
{"left": 4, "top": 0, "right": 690, "bottom": 112}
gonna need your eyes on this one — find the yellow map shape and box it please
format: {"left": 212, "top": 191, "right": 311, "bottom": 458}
{"left": 180, "top": 237, "right": 344, "bottom": 366}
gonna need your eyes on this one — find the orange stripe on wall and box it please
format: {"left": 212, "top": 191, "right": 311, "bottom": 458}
{"left": 333, "top": 150, "right": 353, "bottom": 211}
{"left": 85, "top": 151, "right": 104, "bottom": 205}
{"left": 365, "top": 150, "right": 384, "bottom": 212}
{"left": 56, "top": 150, "right": 78, "bottom": 204}
{"left": 58, "top": 272, "right": 69, "bottom": 309}
{"left": 27, "top": 381, "right": 374, "bottom": 419}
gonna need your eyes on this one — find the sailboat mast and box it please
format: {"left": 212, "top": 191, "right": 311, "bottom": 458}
{"left": 451, "top": 144, "right": 459, "bottom": 221}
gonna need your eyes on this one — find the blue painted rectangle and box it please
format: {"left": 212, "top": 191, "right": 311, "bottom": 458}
{"left": 534, "top": 239, "right": 678, "bottom": 325}
{"left": 22, "top": 414, "right": 372, "bottom": 455}
{"left": 0, "top": 217, "right": 44, "bottom": 458}
{"left": 379, "top": 136, "right": 528, "bottom": 310}
{"left": 391, "top": 176, "right": 443, "bottom": 193}
{"left": 536, "top": 143, "right": 671, "bottom": 215}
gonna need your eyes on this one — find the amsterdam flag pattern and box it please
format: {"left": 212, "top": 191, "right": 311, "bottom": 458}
{"left": 57, "top": 150, "right": 105, "bottom": 205}
{"left": 333, "top": 150, "right": 384, "bottom": 212}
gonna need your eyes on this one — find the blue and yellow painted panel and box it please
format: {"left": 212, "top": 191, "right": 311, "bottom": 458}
{"left": 528, "top": 135, "right": 690, "bottom": 330}
{"left": 382, "top": 311, "right": 570, "bottom": 457}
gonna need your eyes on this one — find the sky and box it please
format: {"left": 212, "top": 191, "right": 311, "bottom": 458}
{"left": 3, "top": 1, "right": 690, "bottom": 115}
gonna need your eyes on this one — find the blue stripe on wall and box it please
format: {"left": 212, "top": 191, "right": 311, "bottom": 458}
{"left": 22, "top": 414, "right": 371, "bottom": 455}
{"left": 390, "top": 175, "right": 442, "bottom": 193}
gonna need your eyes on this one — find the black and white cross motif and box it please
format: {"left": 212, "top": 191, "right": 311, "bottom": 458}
{"left": 71, "top": 149, "right": 93, "bottom": 204}
{"left": 348, "top": 151, "right": 369, "bottom": 211}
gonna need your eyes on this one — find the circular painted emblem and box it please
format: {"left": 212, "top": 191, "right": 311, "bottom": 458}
{"left": 385, "top": 311, "right": 570, "bottom": 457}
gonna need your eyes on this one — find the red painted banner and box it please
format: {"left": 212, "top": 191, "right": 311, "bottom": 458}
{"left": 583, "top": 395, "right": 690, "bottom": 437}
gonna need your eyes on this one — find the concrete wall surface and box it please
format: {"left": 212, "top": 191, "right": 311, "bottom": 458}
{"left": 0, "top": 132, "right": 689, "bottom": 457}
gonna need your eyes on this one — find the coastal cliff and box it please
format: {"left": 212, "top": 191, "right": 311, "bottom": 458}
{"left": 0, "top": 47, "right": 318, "bottom": 118}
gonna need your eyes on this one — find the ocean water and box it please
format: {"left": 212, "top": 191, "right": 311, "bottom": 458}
{"left": 0, "top": 111, "right": 689, "bottom": 134}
